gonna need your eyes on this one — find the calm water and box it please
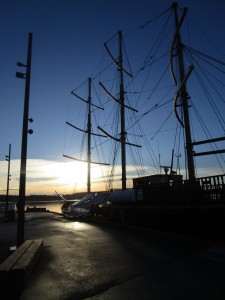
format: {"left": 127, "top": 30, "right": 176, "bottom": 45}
{"left": 25, "top": 200, "right": 64, "bottom": 213}
{"left": 0, "top": 200, "right": 65, "bottom": 213}
{"left": 1, "top": 199, "right": 78, "bottom": 214}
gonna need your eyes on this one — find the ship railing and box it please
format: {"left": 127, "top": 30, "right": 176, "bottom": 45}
{"left": 136, "top": 174, "right": 225, "bottom": 203}
{"left": 196, "top": 174, "right": 224, "bottom": 189}
{"left": 195, "top": 174, "right": 225, "bottom": 201}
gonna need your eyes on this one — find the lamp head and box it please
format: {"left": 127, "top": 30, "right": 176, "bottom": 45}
{"left": 16, "top": 72, "right": 26, "bottom": 79}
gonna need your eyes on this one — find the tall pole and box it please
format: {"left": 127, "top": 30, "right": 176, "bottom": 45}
{"left": 17, "top": 33, "right": 33, "bottom": 247}
{"left": 87, "top": 78, "right": 91, "bottom": 193}
{"left": 119, "top": 31, "right": 126, "bottom": 190}
{"left": 5, "top": 143, "right": 11, "bottom": 216}
{"left": 173, "top": 4, "right": 195, "bottom": 180}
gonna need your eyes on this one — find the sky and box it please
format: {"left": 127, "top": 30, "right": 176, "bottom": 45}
{"left": 0, "top": 0, "right": 225, "bottom": 196}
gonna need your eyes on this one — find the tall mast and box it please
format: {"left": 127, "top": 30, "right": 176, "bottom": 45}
{"left": 87, "top": 78, "right": 91, "bottom": 193}
{"left": 65, "top": 78, "right": 108, "bottom": 193}
{"left": 99, "top": 31, "right": 140, "bottom": 190}
{"left": 118, "top": 31, "right": 126, "bottom": 190}
{"left": 172, "top": 3, "right": 195, "bottom": 180}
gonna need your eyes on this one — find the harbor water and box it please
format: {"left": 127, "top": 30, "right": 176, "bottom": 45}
{"left": 25, "top": 200, "right": 64, "bottom": 213}
{"left": 0, "top": 200, "right": 64, "bottom": 215}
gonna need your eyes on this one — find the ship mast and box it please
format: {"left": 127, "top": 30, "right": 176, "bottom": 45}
{"left": 172, "top": 3, "right": 195, "bottom": 181}
{"left": 87, "top": 78, "right": 91, "bottom": 192}
{"left": 99, "top": 31, "right": 140, "bottom": 190}
{"left": 64, "top": 78, "right": 109, "bottom": 193}
{"left": 118, "top": 31, "right": 126, "bottom": 190}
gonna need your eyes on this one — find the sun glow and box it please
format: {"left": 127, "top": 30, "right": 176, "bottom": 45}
{"left": 43, "top": 161, "right": 87, "bottom": 187}
{"left": 0, "top": 158, "right": 109, "bottom": 195}
{"left": 41, "top": 160, "right": 107, "bottom": 192}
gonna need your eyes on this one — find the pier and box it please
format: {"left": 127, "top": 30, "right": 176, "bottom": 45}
{"left": 0, "top": 212, "right": 225, "bottom": 299}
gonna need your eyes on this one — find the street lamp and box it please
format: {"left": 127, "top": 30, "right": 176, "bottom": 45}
{"left": 16, "top": 72, "right": 26, "bottom": 79}
{"left": 16, "top": 32, "right": 33, "bottom": 247}
{"left": 5, "top": 144, "right": 11, "bottom": 217}
{"left": 17, "top": 62, "right": 27, "bottom": 68}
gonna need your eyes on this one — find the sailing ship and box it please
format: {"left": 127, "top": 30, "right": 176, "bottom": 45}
{"left": 62, "top": 77, "right": 110, "bottom": 217}
{"left": 63, "top": 2, "right": 225, "bottom": 240}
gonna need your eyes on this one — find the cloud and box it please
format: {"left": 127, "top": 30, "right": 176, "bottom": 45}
{"left": 26, "top": 177, "right": 58, "bottom": 182}
{"left": 0, "top": 158, "right": 223, "bottom": 195}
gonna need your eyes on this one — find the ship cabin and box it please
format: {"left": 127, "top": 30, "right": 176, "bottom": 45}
{"left": 133, "top": 174, "right": 183, "bottom": 189}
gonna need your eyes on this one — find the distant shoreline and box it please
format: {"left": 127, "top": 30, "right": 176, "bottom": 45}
{"left": 0, "top": 191, "right": 89, "bottom": 203}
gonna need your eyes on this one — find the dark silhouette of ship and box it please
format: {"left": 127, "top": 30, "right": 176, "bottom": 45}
{"left": 62, "top": 3, "right": 225, "bottom": 241}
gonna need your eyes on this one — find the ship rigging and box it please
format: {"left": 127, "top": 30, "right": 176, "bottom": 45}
{"left": 64, "top": 2, "right": 225, "bottom": 192}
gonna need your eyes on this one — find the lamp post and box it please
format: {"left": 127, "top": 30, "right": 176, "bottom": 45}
{"left": 16, "top": 32, "right": 33, "bottom": 247}
{"left": 5, "top": 143, "right": 11, "bottom": 217}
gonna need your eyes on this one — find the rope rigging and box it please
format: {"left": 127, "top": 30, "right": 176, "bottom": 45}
{"left": 191, "top": 101, "right": 225, "bottom": 173}
{"left": 63, "top": 2, "right": 225, "bottom": 191}
{"left": 184, "top": 48, "right": 225, "bottom": 132}
{"left": 89, "top": 8, "right": 179, "bottom": 179}
{"left": 138, "top": 5, "right": 172, "bottom": 30}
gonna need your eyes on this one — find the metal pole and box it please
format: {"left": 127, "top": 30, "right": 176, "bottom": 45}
{"left": 5, "top": 143, "right": 11, "bottom": 217}
{"left": 17, "top": 33, "right": 33, "bottom": 247}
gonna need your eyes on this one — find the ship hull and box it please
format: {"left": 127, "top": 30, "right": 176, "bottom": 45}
{"left": 90, "top": 175, "right": 225, "bottom": 242}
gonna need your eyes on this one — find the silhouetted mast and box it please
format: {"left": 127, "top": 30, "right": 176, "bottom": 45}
{"left": 87, "top": 78, "right": 91, "bottom": 192}
{"left": 64, "top": 78, "right": 109, "bottom": 193}
{"left": 171, "top": 3, "right": 225, "bottom": 180}
{"left": 118, "top": 31, "right": 126, "bottom": 190}
{"left": 171, "top": 3, "right": 195, "bottom": 180}
{"left": 99, "top": 31, "right": 140, "bottom": 190}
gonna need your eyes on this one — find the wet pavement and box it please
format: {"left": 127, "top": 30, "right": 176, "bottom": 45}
{"left": 1, "top": 212, "right": 225, "bottom": 299}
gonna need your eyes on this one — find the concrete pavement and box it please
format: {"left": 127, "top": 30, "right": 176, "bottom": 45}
{"left": 1, "top": 212, "right": 225, "bottom": 299}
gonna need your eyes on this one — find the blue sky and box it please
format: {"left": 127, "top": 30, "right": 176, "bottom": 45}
{"left": 0, "top": 0, "right": 225, "bottom": 195}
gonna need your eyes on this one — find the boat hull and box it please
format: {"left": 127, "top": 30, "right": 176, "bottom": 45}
{"left": 90, "top": 175, "right": 225, "bottom": 242}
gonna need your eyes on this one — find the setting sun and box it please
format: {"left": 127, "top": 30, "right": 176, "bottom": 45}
{"left": 43, "top": 161, "right": 87, "bottom": 186}
{"left": 40, "top": 160, "right": 108, "bottom": 193}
